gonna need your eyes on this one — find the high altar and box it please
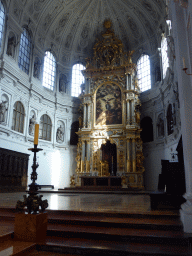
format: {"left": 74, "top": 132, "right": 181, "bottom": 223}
{"left": 75, "top": 21, "right": 145, "bottom": 189}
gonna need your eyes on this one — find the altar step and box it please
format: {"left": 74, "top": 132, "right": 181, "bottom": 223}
{"left": 58, "top": 187, "right": 148, "bottom": 194}
{"left": 39, "top": 210, "right": 191, "bottom": 255}
{"left": 0, "top": 208, "right": 191, "bottom": 256}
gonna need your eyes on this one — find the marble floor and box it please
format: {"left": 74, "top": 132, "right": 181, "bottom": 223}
{"left": 0, "top": 192, "right": 178, "bottom": 215}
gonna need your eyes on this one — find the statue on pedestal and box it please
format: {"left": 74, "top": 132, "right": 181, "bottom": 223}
{"left": 0, "top": 101, "right": 8, "bottom": 123}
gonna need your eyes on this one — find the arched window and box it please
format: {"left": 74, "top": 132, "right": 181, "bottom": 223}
{"left": 18, "top": 28, "right": 32, "bottom": 75}
{"left": 161, "top": 36, "right": 169, "bottom": 79}
{"left": 0, "top": 1, "right": 5, "bottom": 52}
{"left": 71, "top": 63, "right": 85, "bottom": 97}
{"left": 39, "top": 114, "right": 52, "bottom": 141}
{"left": 42, "top": 51, "right": 56, "bottom": 90}
{"left": 137, "top": 55, "right": 151, "bottom": 92}
{"left": 167, "top": 104, "right": 174, "bottom": 135}
{"left": 140, "top": 116, "right": 153, "bottom": 143}
{"left": 12, "top": 101, "right": 25, "bottom": 133}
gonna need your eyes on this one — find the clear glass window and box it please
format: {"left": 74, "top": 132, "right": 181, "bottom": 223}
{"left": 12, "top": 101, "right": 25, "bottom": 133}
{"left": 0, "top": 1, "right": 5, "bottom": 52}
{"left": 39, "top": 114, "right": 52, "bottom": 141}
{"left": 71, "top": 64, "right": 85, "bottom": 97}
{"left": 42, "top": 51, "right": 56, "bottom": 90}
{"left": 18, "top": 28, "right": 32, "bottom": 75}
{"left": 161, "top": 37, "right": 169, "bottom": 79}
{"left": 137, "top": 55, "right": 151, "bottom": 92}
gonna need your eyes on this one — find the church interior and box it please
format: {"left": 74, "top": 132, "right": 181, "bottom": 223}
{"left": 0, "top": 0, "right": 192, "bottom": 255}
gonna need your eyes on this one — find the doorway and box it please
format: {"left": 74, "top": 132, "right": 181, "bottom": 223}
{"left": 101, "top": 140, "right": 117, "bottom": 176}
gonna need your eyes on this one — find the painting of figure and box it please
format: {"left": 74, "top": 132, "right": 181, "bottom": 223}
{"left": 96, "top": 83, "right": 122, "bottom": 125}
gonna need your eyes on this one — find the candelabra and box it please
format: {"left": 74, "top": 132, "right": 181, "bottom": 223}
{"left": 16, "top": 125, "right": 48, "bottom": 214}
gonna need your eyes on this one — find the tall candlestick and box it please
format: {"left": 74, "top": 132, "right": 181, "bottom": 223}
{"left": 34, "top": 124, "right": 39, "bottom": 145}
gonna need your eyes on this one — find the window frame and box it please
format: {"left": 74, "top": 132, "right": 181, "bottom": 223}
{"left": 71, "top": 63, "right": 85, "bottom": 97}
{"left": 42, "top": 51, "right": 56, "bottom": 91}
{"left": 137, "top": 54, "right": 151, "bottom": 92}
{"left": 18, "top": 27, "right": 32, "bottom": 75}
{"left": 39, "top": 114, "right": 52, "bottom": 142}
{"left": 12, "top": 101, "right": 25, "bottom": 134}
{"left": 0, "top": 1, "right": 5, "bottom": 53}
{"left": 161, "top": 36, "right": 169, "bottom": 79}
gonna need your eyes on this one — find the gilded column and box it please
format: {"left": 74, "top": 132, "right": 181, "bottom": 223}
{"left": 86, "top": 141, "right": 90, "bottom": 172}
{"left": 85, "top": 78, "right": 88, "bottom": 94}
{"left": 87, "top": 103, "right": 90, "bottom": 128}
{"left": 83, "top": 104, "right": 86, "bottom": 128}
{"left": 87, "top": 78, "right": 91, "bottom": 94}
{"left": 126, "top": 100, "right": 130, "bottom": 125}
{"left": 127, "top": 139, "right": 131, "bottom": 172}
{"left": 87, "top": 141, "right": 90, "bottom": 161}
{"left": 131, "top": 100, "right": 135, "bottom": 124}
{"left": 81, "top": 141, "right": 85, "bottom": 172}
{"left": 126, "top": 74, "right": 129, "bottom": 90}
{"left": 129, "top": 74, "right": 132, "bottom": 90}
{"left": 132, "top": 138, "right": 136, "bottom": 172}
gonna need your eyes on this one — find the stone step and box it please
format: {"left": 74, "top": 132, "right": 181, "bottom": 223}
{"left": 37, "top": 236, "right": 191, "bottom": 256}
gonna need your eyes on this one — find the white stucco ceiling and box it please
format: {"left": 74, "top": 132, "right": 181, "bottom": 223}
{"left": 9, "top": 0, "right": 167, "bottom": 63}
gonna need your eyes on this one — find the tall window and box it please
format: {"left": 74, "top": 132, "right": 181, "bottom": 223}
{"left": 0, "top": 1, "right": 5, "bottom": 52}
{"left": 18, "top": 28, "right": 32, "bottom": 75}
{"left": 12, "top": 101, "right": 25, "bottom": 133}
{"left": 161, "top": 36, "right": 169, "bottom": 79}
{"left": 71, "top": 63, "right": 85, "bottom": 97}
{"left": 42, "top": 51, "right": 56, "bottom": 90}
{"left": 137, "top": 55, "right": 151, "bottom": 92}
{"left": 39, "top": 114, "right": 52, "bottom": 141}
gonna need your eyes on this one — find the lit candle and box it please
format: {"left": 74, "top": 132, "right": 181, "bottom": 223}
{"left": 183, "top": 57, "right": 186, "bottom": 68}
{"left": 34, "top": 124, "right": 39, "bottom": 145}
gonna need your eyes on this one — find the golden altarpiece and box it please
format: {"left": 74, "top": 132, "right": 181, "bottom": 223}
{"left": 75, "top": 21, "right": 145, "bottom": 189}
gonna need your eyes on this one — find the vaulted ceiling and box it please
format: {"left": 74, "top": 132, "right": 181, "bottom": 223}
{"left": 10, "top": 0, "right": 167, "bottom": 63}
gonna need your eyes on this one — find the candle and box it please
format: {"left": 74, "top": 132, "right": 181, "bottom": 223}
{"left": 183, "top": 57, "right": 186, "bottom": 68}
{"left": 34, "top": 124, "right": 39, "bottom": 145}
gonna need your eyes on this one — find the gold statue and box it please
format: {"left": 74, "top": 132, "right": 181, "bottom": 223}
{"left": 127, "top": 50, "right": 134, "bottom": 64}
{"left": 104, "top": 20, "right": 112, "bottom": 29}
{"left": 121, "top": 176, "right": 127, "bottom": 187}
{"left": 70, "top": 175, "right": 76, "bottom": 187}
{"left": 135, "top": 110, "right": 141, "bottom": 125}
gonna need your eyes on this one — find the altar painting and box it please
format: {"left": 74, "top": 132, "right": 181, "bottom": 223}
{"left": 96, "top": 83, "right": 122, "bottom": 126}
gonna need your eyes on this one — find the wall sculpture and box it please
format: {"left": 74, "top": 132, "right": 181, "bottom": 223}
{"left": 75, "top": 20, "right": 145, "bottom": 189}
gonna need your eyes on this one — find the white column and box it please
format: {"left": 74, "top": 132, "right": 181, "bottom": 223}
{"left": 171, "top": 1, "right": 192, "bottom": 232}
